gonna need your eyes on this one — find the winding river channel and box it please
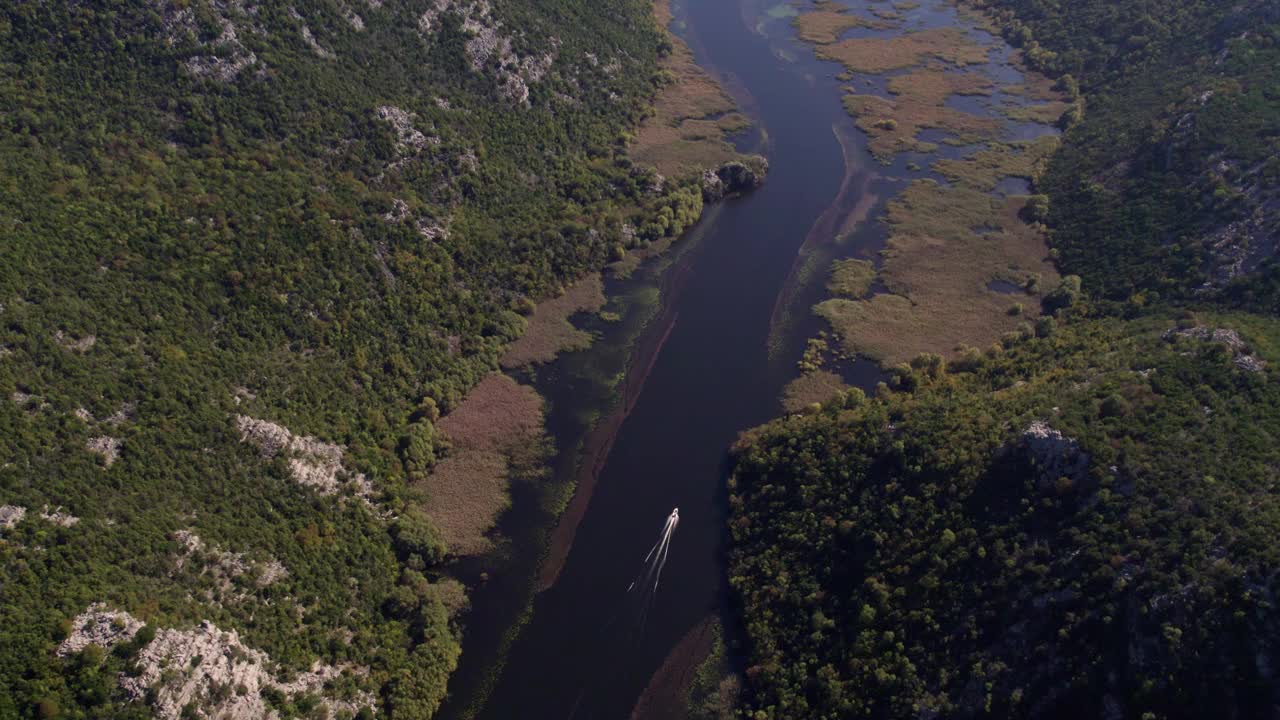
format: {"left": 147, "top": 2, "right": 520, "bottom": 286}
{"left": 440, "top": 0, "right": 1060, "bottom": 717}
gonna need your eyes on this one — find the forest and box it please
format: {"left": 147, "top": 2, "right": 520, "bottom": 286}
{"left": 729, "top": 0, "right": 1280, "bottom": 718}
{"left": 970, "top": 0, "right": 1279, "bottom": 307}
{"left": 731, "top": 309, "right": 1280, "bottom": 718}
{"left": 0, "top": 0, "right": 708, "bottom": 717}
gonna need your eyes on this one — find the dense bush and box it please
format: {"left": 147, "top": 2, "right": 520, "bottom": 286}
{"left": 970, "top": 0, "right": 1279, "bottom": 305}
{"left": 0, "top": 0, "right": 700, "bottom": 716}
{"left": 730, "top": 313, "right": 1280, "bottom": 718}
{"left": 730, "top": 2, "right": 1280, "bottom": 716}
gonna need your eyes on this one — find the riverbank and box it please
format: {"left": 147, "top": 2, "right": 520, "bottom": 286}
{"left": 436, "top": 0, "right": 1068, "bottom": 711}
{"left": 431, "top": 0, "right": 767, "bottom": 715}
{"left": 631, "top": 0, "right": 755, "bottom": 176}
{"left": 786, "top": 0, "right": 1065, "bottom": 373}
{"left": 461, "top": 0, "right": 874, "bottom": 713}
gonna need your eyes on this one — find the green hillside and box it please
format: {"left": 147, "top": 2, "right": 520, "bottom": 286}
{"left": 729, "top": 1, "right": 1280, "bottom": 718}
{"left": 731, "top": 311, "right": 1280, "bottom": 718}
{"left": 0, "top": 0, "right": 706, "bottom": 717}
{"left": 974, "top": 0, "right": 1279, "bottom": 306}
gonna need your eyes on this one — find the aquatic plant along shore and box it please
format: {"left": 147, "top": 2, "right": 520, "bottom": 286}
{"left": 729, "top": 0, "right": 1280, "bottom": 716}
{"left": 433, "top": 0, "right": 769, "bottom": 715}
{"left": 794, "top": 0, "right": 1066, "bottom": 374}
{"left": 460, "top": 0, "right": 897, "bottom": 716}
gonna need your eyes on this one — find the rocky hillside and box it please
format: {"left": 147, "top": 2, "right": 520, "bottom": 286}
{"left": 0, "top": 0, "right": 715, "bottom": 717}
{"left": 971, "top": 0, "right": 1279, "bottom": 306}
{"left": 730, "top": 311, "right": 1280, "bottom": 718}
{"left": 728, "top": 1, "right": 1280, "bottom": 718}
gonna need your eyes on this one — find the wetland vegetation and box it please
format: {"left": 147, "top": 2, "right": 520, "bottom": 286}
{"left": 2, "top": 0, "right": 1276, "bottom": 717}
{"left": 791, "top": 0, "right": 1065, "bottom": 367}
{"left": 731, "top": 0, "right": 1280, "bottom": 717}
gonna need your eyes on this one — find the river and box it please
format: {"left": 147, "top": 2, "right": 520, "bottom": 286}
{"left": 441, "top": 0, "right": 1054, "bottom": 717}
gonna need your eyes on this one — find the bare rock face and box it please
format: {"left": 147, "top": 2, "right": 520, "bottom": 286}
{"left": 1021, "top": 421, "right": 1090, "bottom": 491}
{"left": 416, "top": 0, "right": 556, "bottom": 107}
{"left": 235, "top": 415, "right": 377, "bottom": 504}
{"left": 1235, "top": 353, "right": 1268, "bottom": 373}
{"left": 57, "top": 604, "right": 373, "bottom": 719}
{"left": 383, "top": 197, "right": 412, "bottom": 223}
{"left": 0, "top": 504, "right": 26, "bottom": 532}
{"left": 40, "top": 505, "right": 80, "bottom": 527}
{"left": 716, "top": 159, "right": 767, "bottom": 192}
{"left": 57, "top": 604, "right": 144, "bottom": 657}
{"left": 700, "top": 169, "right": 725, "bottom": 202}
{"left": 235, "top": 415, "right": 344, "bottom": 493}
{"left": 150, "top": 0, "right": 262, "bottom": 82}
{"left": 172, "top": 530, "right": 287, "bottom": 588}
{"left": 106, "top": 401, "right": 138, "bottom": 426}
{"left": 1193, "top": 154, "right": 1280, "bottom": 290}
{"left": 497, "top": 72, "right": 530, "bottom": 105}
{"left": 119, "top": 620, "right": 372, "bottom": 720}
{"left": 86, "top": 436, "right": 122, "bottom": 466}
{"left": 10, "top": 390, "right": 38, "bottom": 407}
{"left": 338, "top": 0, "right": 365, "bottom": 30}
{"left": 382, "top": 198, "right": 452, "bottom": 244}
{"left": 187, "top": 47, "right": 259, "bottom": 82}
{"left": 289, "top": 7, "right": 335, "bottom": 59}
{"left": 54, "top": 330, "right": 96, "bottom": 352}
{"left": 1163, "top": 325, "right": 1248, "bottom": 351}
{"left": 702, "top": 159, "right": 769, "bottom": 201}
{"left": 299, "top": 21, "right": 335, "bottom": 58}
{"left": 1164, "top": 325, "right": 1267, "bottom": 373}
{"left": 376, "top": 105, "right": 440, "bottom": 155}
{"left": 418, "top": 0, "right": 457, "bottom": 34}
{"left": 256, "top": 558, "right": 289, "bottom": 586}
{"left": 415, "top": 218, "right": 450, "bottom": 241}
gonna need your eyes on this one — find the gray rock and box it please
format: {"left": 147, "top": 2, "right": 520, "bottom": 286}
{"left": 1164, "top": 325, "right": 1268, "bottom": 373}
{"left": 0, "top": 504, "right": 26, "bottom": 531}
{"left": 86, "top": 436, "right": 122, "bottom": 466}
{"left": 1021, "top": 421, "right": 1090, "bottom": 490}
{"left": 57, "top": 604, "right": 144, "bottom": 657}
{"left": 700, "top": 169, "right": 725, "bottom": 202}
{"left": 703, "top": 158, "right": 768, "bottom": 201}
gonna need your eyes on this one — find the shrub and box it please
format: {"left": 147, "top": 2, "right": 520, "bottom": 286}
{"left": 391, "top": 510, "right": 448, "bottom": 565}
{"left": 1043, "top": 275, "right": 1082, "bottom": 313}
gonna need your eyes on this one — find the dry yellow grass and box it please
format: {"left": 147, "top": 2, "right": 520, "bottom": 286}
{"left": 1002, "top": 57, "right": 1062, "bottom": 100}
{"left": 793, "top": 1, "right": 891, "bottom": 44}
{"left": 955, "top": 3, "right": 1000, "bottom": 33}
{"left": 932, "top": 135, "right": 1060, "bottom": 190}
{"left": 781, "top": 370, "right": 848, "bottom": 412}
{"left": 888, "top": 68, "right": 994, "bottom": 104}
{"left": 1001, "top": 100, "right": 1071, "bottom": 124}
{"left": 801, "top": 1, "right": 1064, "bottom": 366}
{"left": 843, "top": 67, "right": 998, "bottom": 160}
{"left": 417, "top": 373, "right": 545, "bottom": 555}
{"left": 817, "top": 27, "right": 991, "bottom": 73}
{"left": 631, "top": 0, "right": 748, "bottom": 176}
{"left": 816, "top": 175, "right": 1058, "bottom": 365}
{"left": 501, "top": 274, "right": 605, "bottom": 368}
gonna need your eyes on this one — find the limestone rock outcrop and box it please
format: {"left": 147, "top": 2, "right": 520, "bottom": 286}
{"left": 1021, "top": 421, "right": 1090, "bottom": 491}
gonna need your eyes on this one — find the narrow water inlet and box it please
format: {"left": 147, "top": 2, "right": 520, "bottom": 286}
{"left": 466, "top": 1, "right": 867, "bottom": 715}
{"left": 449, "top": 0, "right": 1059, "bottom": 717}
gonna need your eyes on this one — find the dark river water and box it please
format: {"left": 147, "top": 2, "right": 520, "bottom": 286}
{"left": 439, "top": 0, "right": 1053, "bottom": 717}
